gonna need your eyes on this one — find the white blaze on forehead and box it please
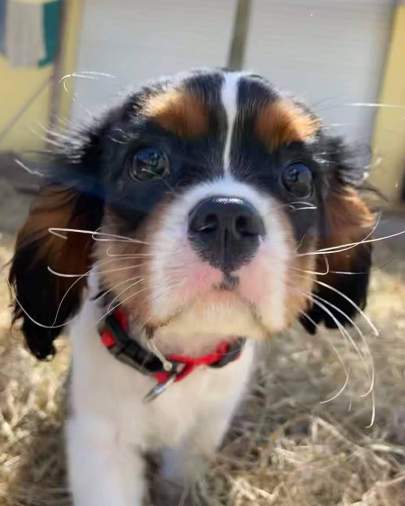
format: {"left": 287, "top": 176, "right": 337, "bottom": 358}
{"left": 221, "top": 72, "right": 244, "bottom": 172}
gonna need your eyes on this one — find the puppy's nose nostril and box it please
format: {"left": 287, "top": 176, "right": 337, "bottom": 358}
{"left": 235, "top": 211, "right": 265, "bottom": 238}
{"left": 188, "top": 196, "right": 265, "bottom": 272}
{"left": 236, "top": 216, "right": 248, "bottom": 236}
{"left": 197, "top": 213, "right": 218, "bottom": 233}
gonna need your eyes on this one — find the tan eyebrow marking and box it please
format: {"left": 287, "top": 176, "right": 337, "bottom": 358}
{"left": 255, "top": 99, "right": 320, "bottom": 151}
{"left": 143, "top": 88, "right": 209, "bottom": 138}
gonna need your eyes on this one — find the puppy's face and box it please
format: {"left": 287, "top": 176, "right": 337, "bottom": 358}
{"left": 9, "top": 70, "right": 374, "bottom": 358}
{"left": 98, "top": 72, "right": 322, "bottom": 344}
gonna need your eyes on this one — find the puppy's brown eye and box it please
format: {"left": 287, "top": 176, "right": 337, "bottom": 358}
{"left": 282, "top": 163, "right": 313, "bottom": 198}
{"left": 128, "top": 147, "right": 170, "bottom": 182}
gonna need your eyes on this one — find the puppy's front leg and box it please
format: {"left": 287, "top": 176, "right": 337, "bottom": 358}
{"left": 160, "top": 406, "right": 234, "bottom": 500}
{"left": 66, "top": 416, "right": 144, "bottom": 506}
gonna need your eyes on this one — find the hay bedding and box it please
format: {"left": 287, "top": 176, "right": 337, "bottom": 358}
{"left": 1, "top": 215, "right": 405, "bottom": 505}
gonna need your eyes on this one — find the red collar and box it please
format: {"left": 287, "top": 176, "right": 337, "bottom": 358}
{"left": 99, "top": 309, "right": 246, "bottom": 401}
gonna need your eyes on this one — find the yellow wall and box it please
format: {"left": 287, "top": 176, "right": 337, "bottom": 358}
{"left": 0, "top": 57, "right": 53, "bottom": 151}
{"left": 372, "top": 4, "right": 405, "bottom": 202}
{"left": 0, "top": 0, "right": 82, "bottom": 152}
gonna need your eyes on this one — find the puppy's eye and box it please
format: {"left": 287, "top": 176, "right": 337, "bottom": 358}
{"left": 282, "top": 163, "right": 313, "bottom": 197}
{"left": 127, "top": 147, "right": 170, "bottom": 182}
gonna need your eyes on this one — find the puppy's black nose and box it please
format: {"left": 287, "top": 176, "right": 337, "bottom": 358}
{"left": 188, "top": 196, "right": 265, "bottom": 272}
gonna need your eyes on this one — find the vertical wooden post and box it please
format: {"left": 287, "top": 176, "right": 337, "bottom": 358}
{"left": 49, "top": 0, "right": 83, "bottom": 127}
{"left": 371, "top": 2, "right": 405, "bottom": 203}
{"left": 227, "top": 0, "right": 252, "bottom": 70}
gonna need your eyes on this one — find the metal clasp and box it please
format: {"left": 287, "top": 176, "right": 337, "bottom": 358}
{"left": 143, "top": 369, "right": 178, "bottom": 403}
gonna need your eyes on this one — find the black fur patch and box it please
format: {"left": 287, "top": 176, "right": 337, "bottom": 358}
{"left": 9, "top": 69, "right": 373, "bottom": 358}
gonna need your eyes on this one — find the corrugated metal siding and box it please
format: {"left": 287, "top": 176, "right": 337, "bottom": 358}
{"left": 73, "top": 0, "right": 394, "bottom": 143}
{"left": 72, "top": 0, "right": 237, "bottom": 120}
{"left": 244, "top": 0, "right": 394, "bottom": 142}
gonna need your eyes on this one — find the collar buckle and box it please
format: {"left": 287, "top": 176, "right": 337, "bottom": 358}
{"left": 143, "top": 367, "right": 178, "bottom": 403}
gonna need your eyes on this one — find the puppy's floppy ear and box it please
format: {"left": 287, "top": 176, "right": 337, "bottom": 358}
{"left": 301, "top": 137, "right": 375, "bottom": 334}
{"left": 9, "top": 185, "right": 103, "bottom": 359}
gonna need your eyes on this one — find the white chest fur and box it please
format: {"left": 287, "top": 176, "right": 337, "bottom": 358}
{"left": 66, "top": 297, "right": 255, "bottom": 506}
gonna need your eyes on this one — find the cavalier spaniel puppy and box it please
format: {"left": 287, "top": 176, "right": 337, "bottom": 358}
{"left": 9, "top": 69, "right": 373, "bottom": 505}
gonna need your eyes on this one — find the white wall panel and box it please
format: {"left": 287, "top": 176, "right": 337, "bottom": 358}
{"left": 73, "top": 0, "right": 393, "bottom": 144}
{"left": 72, "top": 0, "right": 237, "bottom": 121}
{"left": 244, "top": 0, "right": 394, "bottom": 142}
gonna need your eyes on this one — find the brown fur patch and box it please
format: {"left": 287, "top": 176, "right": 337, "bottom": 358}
{"left": 16, "top": 188, "right": 82, "bottom": 263}
{"left": 286, "top": 241, "right": 318, "bottom": 326}
{"left": 97, "top": 199, "right": 175, "bottom": 331}
{"left": 320, "top": 187, "right": 374, "bottom": 274}
{"left": 300, "top": 185, "right": 375, "bottom": 328}
{"left": 256, "top": 100, "right": 319, "bottom": 151}
{"left": 143, "top": 89, "right": 208, "bottom": 138}
{"left": 9, "top": 185, "right": 102, "bottom": 358}
{"left": 271, "top": 205, "right": 317, "bottom": 328}
{"left": 95, "top": 208, "right": 155, "bottom": 326}
{"left": 12, "top": 186, "right": 98, "bottom": 307}
{"left": 14, "top": 187, "right": 96, "bottom": 280}
{"left": 287, "top": 264, "right": 317, "bottom": 327}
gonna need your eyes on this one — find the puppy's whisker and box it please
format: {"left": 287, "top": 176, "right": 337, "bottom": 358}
{"left": 47, "top": 266, "right": 89, "bottom": 279}
{"left": 104, "top": 246, "right": 188, "bottom": 260}
{"left": 96, "top": 286, "right": 151, "bottom": 325}
{"left": 93, "top": 275, "right": 143, "bottom": 304}
{"left": 47, "top": 260, "right": 125, "bottom": 322}
{"left": 289, "top": 205, "right": 318, "bottom": 211}
{"left": 8, "top": 279, "right": 81, "bottom": 330}
{"left": 93, "top": 236, "right": 149, "bottom": 244}
{"left": 298, "top": 213, "right": 405, "bottom": 258}
{"left": 107, "top": 280, "right": 178, "bottom": 319}
{"left": 47, "top": 258, "right": 147, "bottom": 279}
{"left": 290, "top": 200, "right": 316, "bottom": 207}
{"left": 291, "top": 255, "right": 330, "bottom": 276}
{"left": 295, "top": 231, "right": 312, "bottom": 253}
{"left": 48, "top": 227, "right": 149, "bottom": 245}
{"left": 328, "top": 270, "right": 367, "bottom": 275}
{"left": 310, "top": 290, "right": 376, "bottom": 399}
{"left": 303, "top": 306, "right": 372, "bottom": 421}
{"left": 318, "top": 227, "right": 405, "bottom": 253}
{"left": 310, "top": 277, "right": 379, "bottom": 337}
{"left": 345, "top": 101, "right": 405, "bottom": 110}
{"left": 367, "top": 391, "right": 376, "bottom": 429}
{"left": 297, "top": 288, "right": 366, "bottom": 364}
{"left": 139, "top": 281, "right": 186, "bottom": 330}
{"left": 263, "top": 202, "right": 317, "bottom": 215}
{"left": 133, "top": 275, "right": 187, "bottom": 330}
{"left": 292, "top": 274, "right": 377, "bottom": 395}
{"left": 288, "top": 200, "right": 318, "bottom": 211}
{"left": 10, "top": 252, "right": 106, "bottom": 329}
{"left": 45, "top": 258, "right": 147, "bottom": 326}
{"left": 105, "top": 247, "right": 153, "bottom": 258}
{"left": 97, "top": 263, "right": 148, "bottom": 276}
{"left": 298, "top": 212, "right": 381, "bottom": 257}
{"left": 52, "top": 272, "right": 96, "bottom": 328}
{"left": 107, "top": 277, "right": 145, "bottom": 312}
{"left": 299, "top": 309, "right": 351, "bottom": 403}
{"left": 310, "top": 292, "right": 375, "bottom": 398}
{"left": 296, "top": 290, "right": 375, "bottom": 425}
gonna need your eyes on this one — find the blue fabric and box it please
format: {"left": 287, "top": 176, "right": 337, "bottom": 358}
{"left": 0, "top": 0, "right": 61, "bottom": 64}
{"left": 39, "top": 0, "right": 62, "bottom": 66}
{"left": 0, "top": 0, "right": 6, "bottom": 55}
